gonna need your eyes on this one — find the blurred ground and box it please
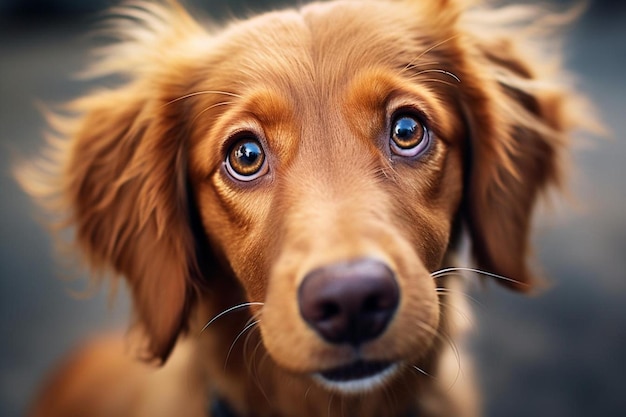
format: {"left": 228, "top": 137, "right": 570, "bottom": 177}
{"left": 1, "top": 1, "right": 624, "bottom": 417}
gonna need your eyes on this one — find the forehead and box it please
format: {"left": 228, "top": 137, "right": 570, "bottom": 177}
{"left": 203, "top": 1, "right": 448, "bottom": 99}
{"left": 187, "top": 0, "right": 462, "bottom": 168}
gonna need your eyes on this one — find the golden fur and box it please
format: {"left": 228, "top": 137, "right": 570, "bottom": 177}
{"left": 21, "top": 0, "right": 591, "bottom": 416}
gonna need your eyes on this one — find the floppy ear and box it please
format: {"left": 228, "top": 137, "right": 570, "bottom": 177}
{"left": 19, "top": 1, "right": 208, "bottom": 363}
{"left": 457, "top": 6, "right": 589, "bottom": 292}
{"left": 58, "top": 83, "right": 198, "bottom": 363}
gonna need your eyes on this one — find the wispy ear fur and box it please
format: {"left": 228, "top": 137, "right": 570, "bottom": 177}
{"left": 454, "top": 2, "right": 599, "bottom": 291}
{"left": 17, "top": 1, "right": 211, "bottom": 363}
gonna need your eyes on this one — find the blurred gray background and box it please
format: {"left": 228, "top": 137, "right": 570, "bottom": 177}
{"left": 1, "top": 1, "right": 624, "bottom": 416}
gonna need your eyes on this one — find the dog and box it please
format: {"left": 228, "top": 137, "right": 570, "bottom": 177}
{"left": 20, "top": 0, "right": 591, "bottom": 416}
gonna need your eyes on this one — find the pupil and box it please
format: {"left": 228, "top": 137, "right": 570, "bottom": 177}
{"left": 394, "top": 117, "right": 417, "bottom": 139}
{"left": 235, "top": 141, "right": 260, "bottom": 166}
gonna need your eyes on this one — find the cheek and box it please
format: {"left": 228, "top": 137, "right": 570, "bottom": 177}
{"left": 194, "top": 178, "right": 274, "bottom": 300}
{"left": 391, "top": 146, "right": 464, "bottom": 269}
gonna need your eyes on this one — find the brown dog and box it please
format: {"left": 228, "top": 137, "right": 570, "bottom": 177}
{"left": 21, "top": 0, "right": 590, "bottom": 416}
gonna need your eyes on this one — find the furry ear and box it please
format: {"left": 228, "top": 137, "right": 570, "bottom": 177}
{"left": 18, "top": 1, "right": 208, "bottom": 363}
{"left": 457, "top": 5, "right": 590, "bottom": 292}
{"left": 59, "top": 83, "right": 197, "bottom": 362}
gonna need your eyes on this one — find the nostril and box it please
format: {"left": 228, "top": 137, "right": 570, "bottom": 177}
{"left": 298, "top": 258, "right": 399, "bottom": 346}
{"left": 320, "top": 302, "right": 340, "bottom": 321}
{"left": 363, "top": 295, "right": 381, "bottom": 313}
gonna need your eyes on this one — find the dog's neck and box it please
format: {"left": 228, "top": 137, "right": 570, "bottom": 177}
{"left": 208, "top": 394, "right": 424, "bottom": 417}
{"left": 209, "top": 396, "right": 239, "bottom": 417}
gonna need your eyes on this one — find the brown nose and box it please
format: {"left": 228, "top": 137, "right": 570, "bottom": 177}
{"left": 298, "top": 258, "right": 399, "bottom": 346}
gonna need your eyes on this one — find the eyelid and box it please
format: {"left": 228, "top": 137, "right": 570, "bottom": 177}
{"left": 221, "top": 121, "right": 267, "bottom": 156}
{"left": 389, "top": 105, "right": 431, "bottom": 131}
{"left": 385, "top": 90, "right": 436, "bottom": 126}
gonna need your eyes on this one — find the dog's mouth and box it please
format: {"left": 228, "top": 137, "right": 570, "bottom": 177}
{"left": 313, "top": 360, "right": 400, "bottom": 394}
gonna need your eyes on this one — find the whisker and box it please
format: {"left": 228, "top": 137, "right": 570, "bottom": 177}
{"left": 327, "top": 392, "right": 335, "bottom": 417}
{"left": 257, "top": 350, "right": 271, "bottom": 381}
{"left": 438, "top": 329, "right": 463, "bottom": 392}
{"left": 249, "top": 336, "right": 263, "bottom": 373}
{"left": 437, "top": 300, "right": 474, "bottom": 327}
{"left": 224, "top": 320, "right": 261, "bottom": 370}
{"left": 250, "top": 337, "right": 272, "bottom": 407}
{"left": 401, "top": 35, "right": 460, "bottom": 73}
{"left": 411, "top": 69, "right": 461, "bottom": 83}
{"left": 304, "top": 385, "right": 313, "bottom": 401}
{"left": 408, "top": 60, "right": 441, "bottom": 68}
{"left": 374, "top": 165, "right": 398, "bottom": 183}
{"left": 340, "top": 395, "right": 346, "bottom": 417}
{"left": 412, "top": 365, "right": 434, "bottom": 379}
{"left": 413, "top": 319, "right": 439, "bottom": 338}
{"left": 243, "top": 310, "right": 263, "bottom": 372}
{"left": 385, "top": 381, "right": 398, "bottom": 416}
{"left": 415, "top": 321, "right": 461, "bottom": 376}
{"left": 380, "top": 157, "right": 399, "bottom": 179}
{"left": 162, "top": 90, "right": 243, "bottom": 107}
{"left": 431, "top": 267, "right": 527, "bottom": 287}
{"left": 435, "top": 287, "right": 483, "bottom": 307}
{"left": 410, "top": 78, "right": 456, "bottom": 88}
{"left": 192, "top": 101, "right": 234, "bottom": 124}
{"left": 416, "top": 319, "right": 461, "bottom": 376}
{"left": 201, "top": 302, "right": 264, "bottom": 332}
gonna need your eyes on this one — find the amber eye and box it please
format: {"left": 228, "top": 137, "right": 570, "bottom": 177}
{"left": 390, "top": 114, "right": 430, "bottom": 157}
{"left": 225, "top": 137, "right": 268, "bottom": 181}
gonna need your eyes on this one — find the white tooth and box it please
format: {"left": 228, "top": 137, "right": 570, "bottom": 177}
{"left": 313, "top": 363, "right": 400, "bottom": 395}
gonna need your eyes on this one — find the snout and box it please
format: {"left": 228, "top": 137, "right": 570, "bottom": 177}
{"left": 298, "top": 258, "right": 399, "bottom": 346}
{"left": 258, "top": 189, "right": 442, "bottom": 394}
{"left": 292, "top": 259, "right": 401, "bottom": 392}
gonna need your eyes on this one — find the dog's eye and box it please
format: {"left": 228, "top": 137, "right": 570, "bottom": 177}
{"left": 226, "top": 137, "right": 268, "bottom": 181}
{"left": 390, "top": 115, "right": 430, "bottom": 157}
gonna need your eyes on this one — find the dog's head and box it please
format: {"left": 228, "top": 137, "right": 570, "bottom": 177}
{"left": 25, "top": 0, "right": 584, "bottom": 396}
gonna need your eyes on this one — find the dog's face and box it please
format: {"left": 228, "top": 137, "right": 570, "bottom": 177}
{"left": 28, "top": 0, "right": 577, "bottom": 398}
{"left": 188, "top": 2, "right": 466, "bottom": 391}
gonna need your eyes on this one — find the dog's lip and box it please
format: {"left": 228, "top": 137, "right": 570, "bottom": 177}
{"left": 318, "top": 360, "right": 393, "bottom": 382}
{"left": 313, "top": 359, "right": 401, "bottom": 395}
{"left": 311, "top": 360, "right": 401, "bottom": 394}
